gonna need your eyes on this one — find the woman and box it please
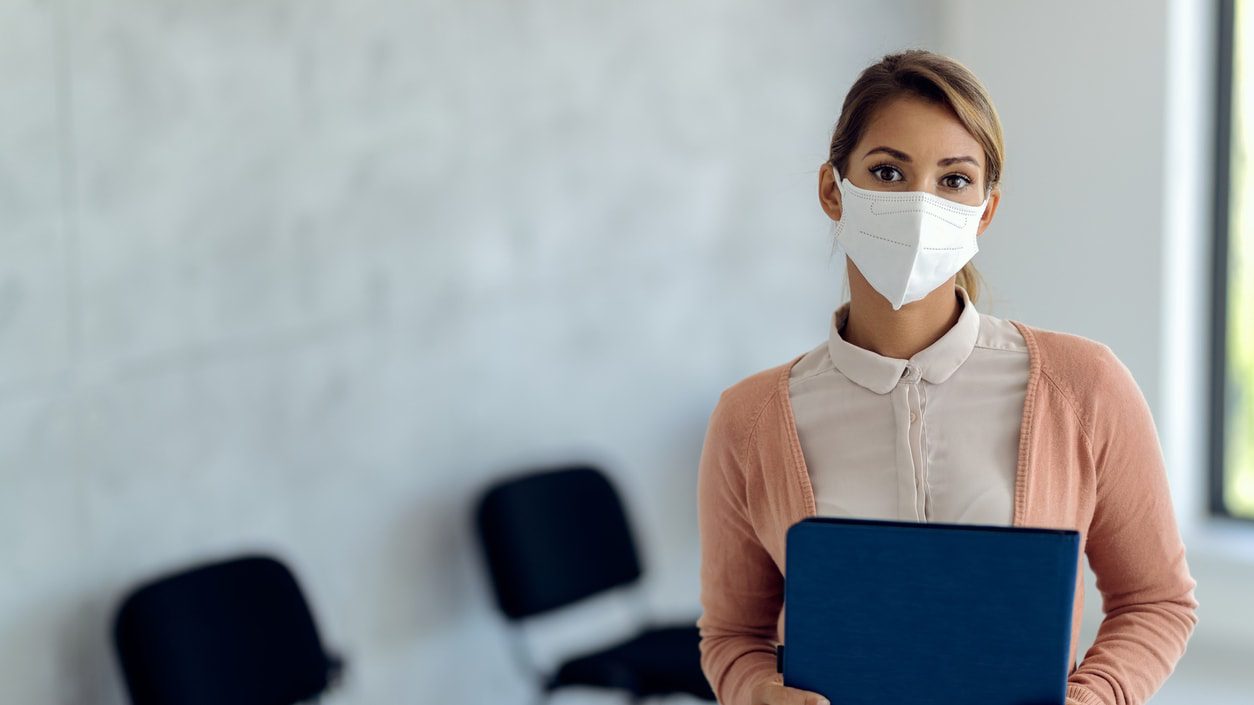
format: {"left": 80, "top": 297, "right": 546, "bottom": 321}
{"left": 695, "top": 49, "right": 1198, "bottom": 705}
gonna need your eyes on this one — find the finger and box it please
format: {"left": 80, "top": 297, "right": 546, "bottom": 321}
{"left": 761, "top": 682, "right": 830, "bottom": 705}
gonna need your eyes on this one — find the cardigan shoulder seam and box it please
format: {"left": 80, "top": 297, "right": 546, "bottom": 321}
{"left": 718, "top": 364, "right": 789, "bottom": 463}
{"left": 1025, "top": 324, "right": 1118, "bottom": 468}
{"left": 740, "top": 384, "right": 783, "bottom": 460}
{"left": 1037, "top": 365, "right": 1097, "bottom": 453}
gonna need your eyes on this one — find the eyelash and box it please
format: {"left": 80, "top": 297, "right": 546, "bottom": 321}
{"left": 869, "top": 163, "right": 973, "bottom": 190}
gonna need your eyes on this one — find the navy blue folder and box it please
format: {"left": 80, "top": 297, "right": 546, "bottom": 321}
{"left": 781, "top": 516, "right": 1080, "bottom": 705}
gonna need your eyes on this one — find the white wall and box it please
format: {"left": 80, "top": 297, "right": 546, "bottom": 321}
{"left": 0, "top": 1, "right": 947, "bottom": 703}
{"left": 940, "top": 1, "right": 1254, "bottom": 702}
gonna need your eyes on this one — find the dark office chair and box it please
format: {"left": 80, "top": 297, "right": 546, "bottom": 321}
{"left": 474, "top": 463, "right": 716, "bottom": 703}
{"left": 113, "top": 554, "right": 344, "bottom": 705}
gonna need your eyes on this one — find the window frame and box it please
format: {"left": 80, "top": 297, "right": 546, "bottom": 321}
{"left": 1211, "top": 0, "right": 1251, "bottom": 521}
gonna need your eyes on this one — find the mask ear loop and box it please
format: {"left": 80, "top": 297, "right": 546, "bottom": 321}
{"left": 828, "top": 162, "right": 847, "bottom": 213}
{"left": 827, "top": 162, "right": 849, "bottom": 294}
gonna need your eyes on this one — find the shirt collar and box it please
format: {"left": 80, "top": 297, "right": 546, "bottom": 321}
{"left": 826, "top": 285, "right": 981, "bottom": 395}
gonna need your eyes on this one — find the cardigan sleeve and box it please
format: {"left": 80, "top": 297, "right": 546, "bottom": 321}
{"left": 695, "top": 390, "right": 784, "bottom": 705}
{"left": 1065, "top": 345, "right": 1199, "bottom": 705}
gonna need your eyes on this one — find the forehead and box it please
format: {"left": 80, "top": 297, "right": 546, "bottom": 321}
{"left": 857, "top": 94, "right": 983, "bottom": 161}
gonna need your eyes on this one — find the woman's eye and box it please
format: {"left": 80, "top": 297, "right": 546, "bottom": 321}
{"left": 871, "top": 165, "right": 903, "bottom": 182}
{"left": 942, "top": 173, "right": 972, "bottom": 190}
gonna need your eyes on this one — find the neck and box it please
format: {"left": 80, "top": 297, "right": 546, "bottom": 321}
{"left": 842, "top": 273, "right": 963, "bottom": 360}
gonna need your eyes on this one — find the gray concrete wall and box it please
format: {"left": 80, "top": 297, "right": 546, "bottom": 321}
{"left": 0, "top": 1, "right": 945, "bottom": 703}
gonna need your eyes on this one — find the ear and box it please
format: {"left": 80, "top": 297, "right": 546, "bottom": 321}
{"left": 819, "top": 163, "right": 842, "bottom": 222}
{"left": 975, "top": 186, "right": 1001, "bottom": 237}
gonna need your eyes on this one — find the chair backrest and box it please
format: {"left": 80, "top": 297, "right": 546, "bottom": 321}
{"left": 475, "top": 464, "right": 642, "bottom": 621}
{"left": 113, "top": 554, "right": 338, "bottom": 705}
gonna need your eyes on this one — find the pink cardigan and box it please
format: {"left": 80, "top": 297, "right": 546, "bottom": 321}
{"left": 695, "top": 320, "right": 1199, "bottom": 705}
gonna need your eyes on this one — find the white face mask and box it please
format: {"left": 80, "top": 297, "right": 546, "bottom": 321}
{"left": 831, "top": 166, "right": 988, "bottom": 310}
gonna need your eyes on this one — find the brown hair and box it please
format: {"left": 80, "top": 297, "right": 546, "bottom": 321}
{"left": 829, "top": 49, "right": 1004, "bottom": 303}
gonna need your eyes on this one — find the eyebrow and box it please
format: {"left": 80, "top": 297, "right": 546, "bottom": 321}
{"left": 863, "top": 145, "right": 981, "bottom": 168}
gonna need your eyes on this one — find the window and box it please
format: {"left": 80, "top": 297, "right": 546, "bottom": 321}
{"left": 1214, "top": 0, "right": 1254, "bottom": 520}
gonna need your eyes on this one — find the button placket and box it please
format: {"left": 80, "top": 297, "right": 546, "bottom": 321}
{"left": 905, "top": 364, "right": 926, "bottom": 520}
{"left": 917, "top": 381, "right": 930, "bottom": 522}
{"left": 891, "top": 372, "right": 918, "bottom": 520}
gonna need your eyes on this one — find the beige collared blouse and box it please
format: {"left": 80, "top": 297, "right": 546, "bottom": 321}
{"left": 787, "top": 284, "right": 1030, "bottom": 525}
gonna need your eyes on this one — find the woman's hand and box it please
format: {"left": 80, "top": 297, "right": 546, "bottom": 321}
{"left": 751, "top": 673, "right": 830, "bottom": 705}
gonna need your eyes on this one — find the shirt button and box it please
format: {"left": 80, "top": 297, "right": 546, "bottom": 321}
{"left": 909, "top": 411, "right": 918, "bottom": 422}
